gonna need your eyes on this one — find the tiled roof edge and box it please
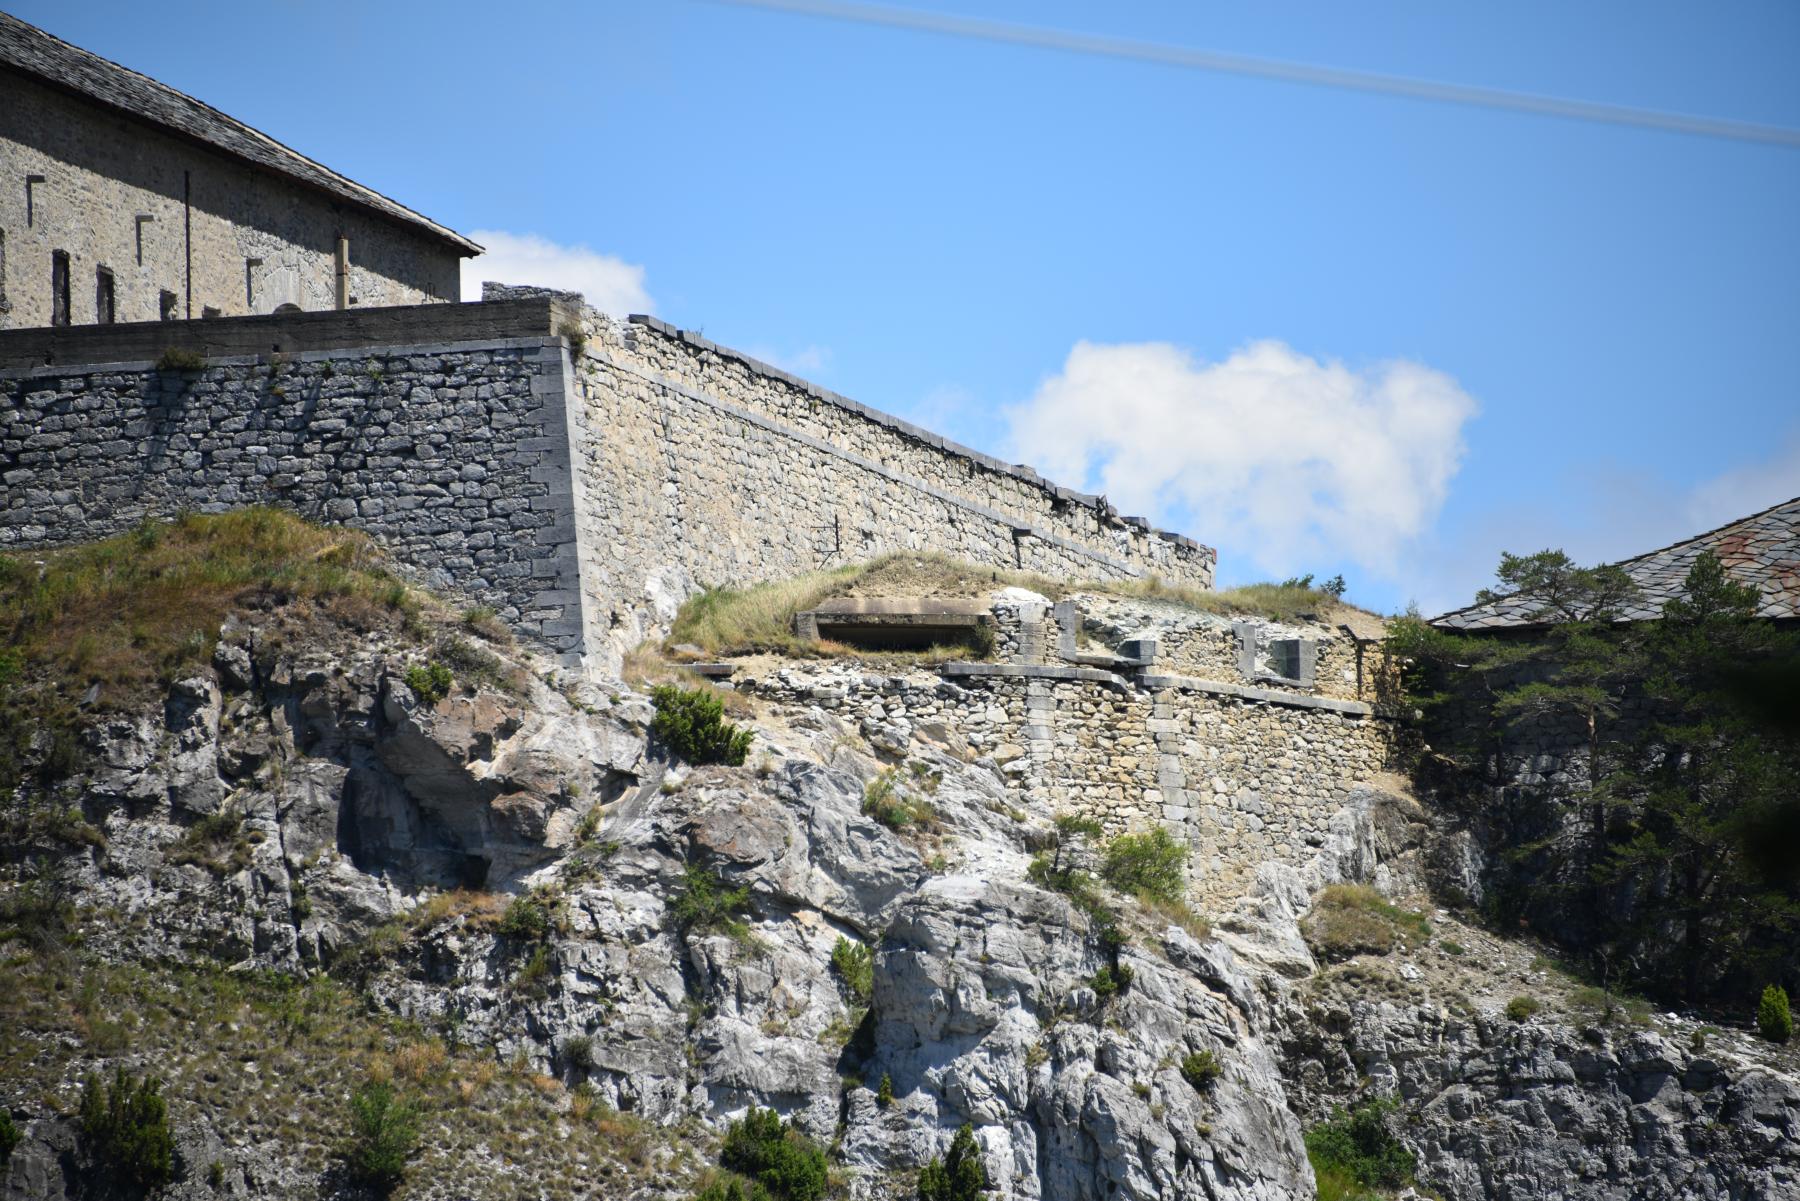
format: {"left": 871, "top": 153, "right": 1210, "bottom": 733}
{"left": 1429, "top": 492, "right": 1800, "bottom": 629}
{"left": 0, "top": 14, "right": 481, "bottom": 255}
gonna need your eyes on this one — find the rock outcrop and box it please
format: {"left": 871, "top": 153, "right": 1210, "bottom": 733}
{"left": 2, "top": 613, "right": 1796, "bottom": 1200}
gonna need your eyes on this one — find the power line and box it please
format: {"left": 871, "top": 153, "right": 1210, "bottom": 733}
{"left": 704, "top": 0, "right": 1800, "bottom": 150}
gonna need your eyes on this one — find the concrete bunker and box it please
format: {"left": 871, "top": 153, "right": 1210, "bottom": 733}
{"left": 795, "top": 597, "right": 995, "bottom": 652}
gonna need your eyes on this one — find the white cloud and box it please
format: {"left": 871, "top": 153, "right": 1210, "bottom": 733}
{"left": 1005, "top": 339, "right": 1479, "bottom": 580}
{"left": 461, "top": 230, "right": 652, "bottom": 315}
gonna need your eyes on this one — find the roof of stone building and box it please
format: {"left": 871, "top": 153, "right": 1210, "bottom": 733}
{"left": 1431, "top": 494, "right": 1800, "bottom": 630}
{"left": 0, "top": 13, "right": 481, "bottom": 255}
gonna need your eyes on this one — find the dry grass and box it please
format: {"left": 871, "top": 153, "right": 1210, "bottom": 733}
{"left": 664, "top": 550, "right": 1376, "bottom": 659}
{"left": 0, "top": 508, "right": 422, "bottom": 715}
{"left": 410, "top": 889, "right": 510, "bottom": 934}
{"left": 0, "top": 946, "right": 694, "bottom": 1198}
{"left": 1138, "top": 894, "right": 1213, "bottom": 942}
{"left": 1095, "top": 576, "right": 1366, "bottom": 625}
{"left": 1302, "top": 885, "right": 1433, "bottom": 963}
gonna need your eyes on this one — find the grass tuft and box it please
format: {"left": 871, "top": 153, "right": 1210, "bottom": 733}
{"left": 1302, "top": 885, "right": 1431, "bottom": 962}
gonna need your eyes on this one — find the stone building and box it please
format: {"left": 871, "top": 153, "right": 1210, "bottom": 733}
{"left": 0, "top": 13, "right": 478, "bottom": 329}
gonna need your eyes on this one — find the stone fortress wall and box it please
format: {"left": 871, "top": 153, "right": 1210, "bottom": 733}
{"left": 0, "top": 297, "right": 1212, "bottom": 671}
{"left": 0, "top": 294, "right": 1396, "bottom": 900}
{"left": 0, "top": 70, "right": 460, "bottom": 329}
{"left": 0, "top": 301, "right": 587, "bottom": 649}
{"left": 738, "top": 595, "right": 1402, "bottom": 902}
{"left": 560, "top": 307, "right": 1214, "bottom": 664}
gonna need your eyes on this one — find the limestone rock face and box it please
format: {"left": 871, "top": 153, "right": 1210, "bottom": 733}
{"left": 4, "top": 618, "right": 1797, "bottom": 1201}
{"left": 1280, "top": 993, "right": 1800, "bottom": 1201}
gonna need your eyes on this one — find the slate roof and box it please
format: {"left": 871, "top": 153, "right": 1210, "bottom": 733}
{"left": 1431, "top": 495, "right": 1800, "bottom": 630}
{"left": 0, "top": 12, "right": 480, "bottom": 255}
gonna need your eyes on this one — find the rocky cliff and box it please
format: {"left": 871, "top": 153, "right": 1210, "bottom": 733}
{"left": 1, "top": 589, "right": 1796, "bottom": 1199}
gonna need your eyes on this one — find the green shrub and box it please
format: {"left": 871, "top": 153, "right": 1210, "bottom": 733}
{"left": 717, "top": 1106, "right": 828, "bottom": 1201}
{"left": 154, "top": 346, "right": 206, "bottom": 372}
{"left": 1568, "top": 985, "right": 1652, "bottom": 1028}
{"left": 345, "top": 1078, "right": 419, "bottom": 1194}
{"left": 672, "top": 865, "right": 754, "bottom": 941}
{"left": 1758, "top": 984, "right": 1792, "bottom": 1043}
{"left": 1101, "top": 827, "right": 1188, "bottom": 904}
{"left": 1180, "top": 1050, "right": 1223, "bottom": 1090}
{"left": 876, "top": 1073, "right": 894, "bottom": 1107}
{"left": 696, "top": 1178, "right": 774, "bottom": 1201}
{"left": 830, "top": 936, "right": 874, "bottom": 1005}
{"left": 863, "top": 768, "right": 936, "bottom": 830}
{"left": 1505, "top": 995, "right": 1541, "bottom": 1023}
{"left": 918, "top": 1122, "right": 989, "bottom": 1201}
{"left": 1089, "top": 964, "right": 1133, "bottom": 1002}
{"left": 652, "top": 684, "right": 753, "bottom": 765}
{"left": 499, "top": 892, "right": 553, "bottom": 942}
{"left": 404, "top": 661, "right": 453, "bottom": 705}
{"left": 563, "top": 1033, "right": 596, "bottom": 1071}
{"left": 77, "top": 1068, "right": 174, "bottom": 1191}
{"left": 514, "top": 944, "right": 554, "bottom": 996}
{"left": 1303, "top": 1097, "right": 1415, "bottom": 1196}
{"left": 0, "top": 1110, "right": 19, "bottom": 1166}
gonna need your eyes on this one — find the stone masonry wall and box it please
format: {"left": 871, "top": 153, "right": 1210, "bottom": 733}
{"left": 1, "top": 70, "right": 460, "bottom": 329}
{"left": 0, "top": 333, "right": 584, "bottom": 651}
{"left": 1077, "top": 592, "right": 1374, "bottom": 703}
{"left": 566, "top": 310, "right": 1215, "bottom": 668}
{"left": 2, "top": 299, "right": 1220, "bottom": 675}
{"left": 740, "top": 660, "right": 1399, "bottom": 902}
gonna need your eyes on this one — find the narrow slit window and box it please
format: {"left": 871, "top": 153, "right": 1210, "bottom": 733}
{"left": 95, "top": 266, "right": 115, "bottom": 325}
{"left": 51, "top": 249, "right": 70, "bottom": 326}
{"left": 159, "top": 290, "right": 178, "bottom": 321}
{"left": 0, "top": 228, "right": 8, "bottom": 313}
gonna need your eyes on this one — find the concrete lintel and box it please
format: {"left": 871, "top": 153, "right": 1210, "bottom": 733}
{"left": 941, "top": 662, "right": 1130, "bottom": 688}
{"left": 1137, "top": 673, "right": 1374, "bottom": 717}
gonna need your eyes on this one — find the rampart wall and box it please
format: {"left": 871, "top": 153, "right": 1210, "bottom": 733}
{"left": 560, "top": 308, "right": 1213, "bottom": 665}
{"left": 0, "top": 298, "right": 1214, "bottom": 672}
{"left": 0, "top": 302, "right": 585, "bottom": 650}
{"left": 741, "top": 659, "right": 1400, "bottom": 901}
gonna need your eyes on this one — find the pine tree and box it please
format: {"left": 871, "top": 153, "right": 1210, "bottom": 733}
{"left": 1595, "top": 552, "right": 1800, "bottom": 1001}
{"left": 918, "top": 1123, "right": 989, "bottom": 1201}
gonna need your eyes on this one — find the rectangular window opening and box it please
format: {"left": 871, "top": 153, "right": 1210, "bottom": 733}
{"left": 1268, "top": 638, "right": 1303, "bottom": 683}
{"left": 95, "top": 266, "right": 115, "bottom": 325}
{"left": 159, "top": 290, "right": 178, "bottom": 321}
{"left": 0, "top": 227, "right": 8, "bottom": 313}
{"left": 51, "top": 249, "right": 70, "bottom": 326}
{"left": 25, "top": 175, "right": 46, "bottom": 228}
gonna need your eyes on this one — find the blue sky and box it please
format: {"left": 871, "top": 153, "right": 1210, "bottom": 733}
{"left": 18, "top": 0, "right": 1799, "bottom": 613}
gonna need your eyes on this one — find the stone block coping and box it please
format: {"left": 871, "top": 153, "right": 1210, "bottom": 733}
{"left": 1138, "top": 673, "right": 1375, "bottom": 717}
{"left": 940, "top": 662, "right": 1135, "bottom": 691}
{"left": 0, "top": 297, "right": 577, "bottom": 370}
{"left": 940, "top": 662, "right": 1381, "bottom": 717}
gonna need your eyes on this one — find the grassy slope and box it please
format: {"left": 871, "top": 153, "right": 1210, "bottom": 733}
{"left": 0, "top": 507, "right": 421, "bottom": 706}
{"left": 0, "top": 947, "right": 694, "bottom": 1200}
{"left": 665, "top": 550, "right": 1366, "bottom": 657}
